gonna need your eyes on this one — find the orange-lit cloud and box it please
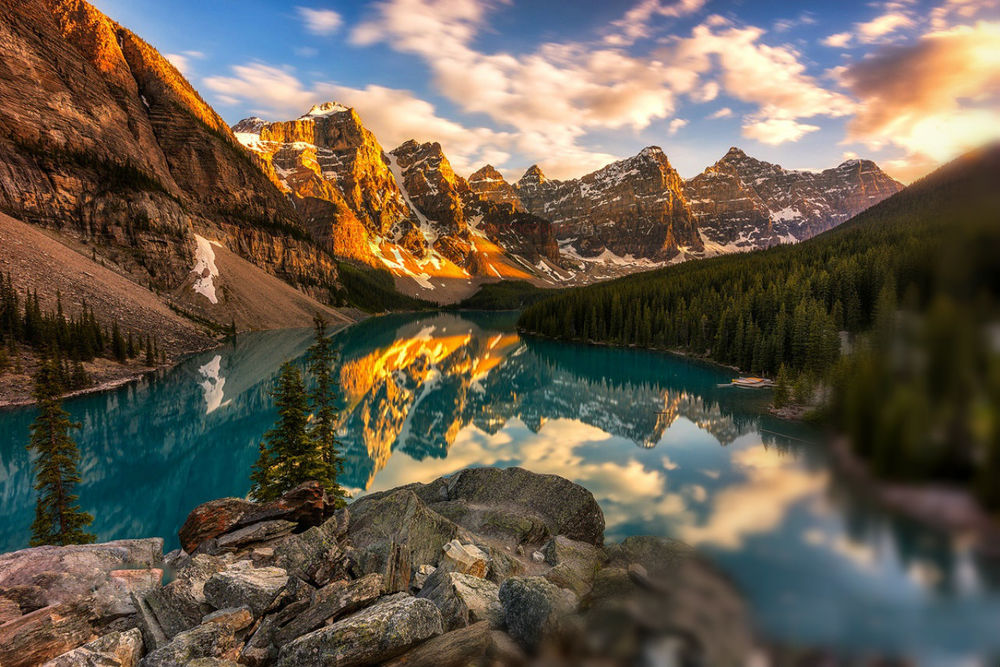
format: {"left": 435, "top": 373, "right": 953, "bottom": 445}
{"left": 840, "top": 20, "right": 1000, "bottom": 182}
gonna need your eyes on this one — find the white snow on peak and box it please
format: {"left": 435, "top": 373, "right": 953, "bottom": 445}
{"left": 235, "top": 132, "right": 265, "bottom": 152}
{"left": 301, "top": 102, "right": 350, "bottom": 118}
{"left": 770, "top": 206, "right": 802, "bottom": 222}
{"left": 192, "top": 234, "right": 220, "bottom": 304}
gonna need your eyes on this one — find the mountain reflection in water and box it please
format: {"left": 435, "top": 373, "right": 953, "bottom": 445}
{"left": 1, "top": 310, "right": 999, "bottom": 662}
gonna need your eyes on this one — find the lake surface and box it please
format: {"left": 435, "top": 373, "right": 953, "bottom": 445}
{"left": 2, "top": 311, "right": 999, "bottom": 664}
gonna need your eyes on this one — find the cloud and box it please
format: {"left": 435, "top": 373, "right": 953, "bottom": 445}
{"left": 709, "top": 107, "right": 732, "bottom": 119}
{"left": 667, "top": 118, "right": 688, "bottom": 135}
{"left": 202, "top": 62, "right": 514, "bottom": 176}
{"left": 669, "top": 19, "right": 855, "bottom": 143}
{"left": 857, "top": 12, "right": 915, "bottom": 42}
{"left": 296, "top": 6, "right": 343, "bottom": 36}
{"left": 606, "top": 0, "right": 709, "bottom": 45}
{"left": 347, "top": 1, "right": 854, "bottom": 174}
{"left": 742, "top": 117, "right": 821, "bottom": 144}
{"left": 840, "top": 20, "right": 1000, "bottom": 181}
{"left": 822, "top": 32, "right": 852, "bottom": 48}
{"left": 166, "top": 53, "right": 191, "bottom": 75}
{"left": 930, "top": 0, "right": 997, "bottom": 30}
{"left": 165, "top": 50, "right": 205, "bottom": 76}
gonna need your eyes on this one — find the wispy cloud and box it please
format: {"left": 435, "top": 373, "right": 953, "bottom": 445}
{"left": 840, "top": 20, "right": 1000, "bottom": 181}
{"left": 296, "top": 6, "right": 343, "bottom": 36}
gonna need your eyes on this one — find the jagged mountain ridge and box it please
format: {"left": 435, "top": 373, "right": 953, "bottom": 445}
{"left": 684, "top": 147, "right": 904, "bottom": 252}
{"left": 513, "top": 147, "right": 702, "bottom": 261}
{"left": 235, "top": 107, "right": 565, "bottom": 299}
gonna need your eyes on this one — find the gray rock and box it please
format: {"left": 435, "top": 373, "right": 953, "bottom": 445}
{"left": 185, "top": 660, "right": 242, "bottom": 667}
{"left": 140, "top": 622, "right": 237, "bottom": 667}
{"left": 276, "top": 593, "right": 443, "bottom": 667}
{"left": 0, "top": 539, "right": 164, "bottom": 620}
{"left": 419, "top": 468, "right": 605, "bottom": 546}
{"left": 410, "top": 564, "right": 436, "bottom": 592}
{"left": 347, "top": 489, "right": 466, "bottom": 584}
{"left": 542, "top": 535, "right": 607, "bottom": 596}
{"left": 272, "top": 572, "right": 383, "bottom": 645}
{"left": 498, "top": 576, "right": 578, "bottom": 651}
{"left": 214, "top": 520, "right": 296, "bottom": 552}
{"left": 439, "top": 540, "right": 488, "bottom": 577}
{"left": 200, "top": 606, "right": 254, "bottom": 635}
{"left": 41, "top": 628, "right": 144, "bottom": 667}
{"left": 418, "top": 569, "right": 502, "bottom": 631}
{"left": 203, "top": 562, "right": 288, "bottom": 617}
{"left": 142, "top": 554, "right": 231, "bottom": 640}
{"left": 382, "top": 621, "right": 491, "bottom": 667}
{"left": 271, "top": 520, "right": 347, "bottom": 586}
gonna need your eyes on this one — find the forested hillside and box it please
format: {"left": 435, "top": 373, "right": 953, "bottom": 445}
{"left": 520, "top": 145, "right": 1000, "bottom": 505}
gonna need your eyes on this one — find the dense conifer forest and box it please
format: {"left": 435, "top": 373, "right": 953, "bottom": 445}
{"left": 519, "top": 146, "right": 1000, "bottom": 506}
{"left": 0, "top": 273, "right": 162, "bottom": 389}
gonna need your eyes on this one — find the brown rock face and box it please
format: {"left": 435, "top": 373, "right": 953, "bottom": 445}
{"left": 0, "top": 0, "right": 343, "bottom": 312}
{"left": 685, "top": 147, "right": 904, "bottom": 249}
{"left": 467, "top": 165, "right": 524, "bottom": 211}
{"left": 514, "top": 147, "right": 701, "bottom": 260}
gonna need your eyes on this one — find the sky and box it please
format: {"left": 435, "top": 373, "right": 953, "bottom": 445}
{"left": 90, "top": 0, "right": 1000, "bottom": 183}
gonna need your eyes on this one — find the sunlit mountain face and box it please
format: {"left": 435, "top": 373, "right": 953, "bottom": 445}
{"left": 3, "top": 312, "right": 1000, "bottom": 659}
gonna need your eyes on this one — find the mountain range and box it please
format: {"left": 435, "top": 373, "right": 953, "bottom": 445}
{"left": 237, "top": 106, "right": 903, "bottom": 297}
{"left": 0, "top": 0, "right": 903, "bottom": 340}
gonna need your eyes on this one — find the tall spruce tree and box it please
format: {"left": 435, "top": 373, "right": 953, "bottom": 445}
{"left": 27, "top": 357, "right": 95, "bottom": 546}
{"left": 306, "top": 315, "right": 349, "bottom": 507}
{"left": 250, "top": 362, "right": 328, "bottom": 501}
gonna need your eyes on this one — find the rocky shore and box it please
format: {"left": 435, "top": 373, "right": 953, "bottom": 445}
{"left": 0, "top": 467, "right": 757, "bottom": 666}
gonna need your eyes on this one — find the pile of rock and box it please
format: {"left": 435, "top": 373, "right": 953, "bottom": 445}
{"left": 0, "top": 467, "right": 757, "bottom": 666}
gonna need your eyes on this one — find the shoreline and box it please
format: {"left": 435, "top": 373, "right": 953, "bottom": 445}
{"left": 828, "top": 436, "right": 1000, "bottom": 556}
{"left": 0, "top": 317, "right": 361, "bottom": 411}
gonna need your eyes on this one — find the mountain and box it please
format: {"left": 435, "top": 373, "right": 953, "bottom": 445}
{"left": 685, "top": 147, "right": 903, "bottom": 252}
{"left": 236, "top": 110, "right": 563, "bottom": 299}
{"left": 0, "top": 0, "right": 354, "bottom": 335}
{"left": 513, "top": 147, "right": 701, "bottom": 262}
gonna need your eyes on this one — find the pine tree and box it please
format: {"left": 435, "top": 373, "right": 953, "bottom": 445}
{"left": 145, "top": 335, "right": 155, "bottom": 366}
{"left": 306, "top": 315, "right": 349, "bottom": 507}
{"left": 27, "top": 358, "right": 95, "bottom": 546}
{"left": 250, "top": 362, "right": 328, "bottom": 501}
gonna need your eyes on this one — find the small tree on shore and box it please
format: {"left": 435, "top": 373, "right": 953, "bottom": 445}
{"left": 307, "top": 315, "right": 349, "bottom": 508}
{"left": 249, "top": 317, "right": 349, "bottom": 504}
{"left": 250, "top": 362, "right": 327, "bottom": 501}
{"left": 28, "top": 357, "right": 95, "bottom": 546}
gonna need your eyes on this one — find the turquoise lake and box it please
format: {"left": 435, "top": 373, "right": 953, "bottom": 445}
{"left": 1, "top": 310, "right": 999, "bottom": 664}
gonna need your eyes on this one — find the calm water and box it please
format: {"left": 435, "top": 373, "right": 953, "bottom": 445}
{"left": 2, "top": 311, "right": 999, "bottom": 663}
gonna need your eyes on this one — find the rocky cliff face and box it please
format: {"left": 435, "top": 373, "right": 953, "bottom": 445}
{"left": 467, "top": 165, "right": 524, "bottom": 211}
{"left": 685, "top": 147, "right": 903, "bottom": 250}
{"left": 236, "top": 111, "right": 562, "bottom": 291}
{"left": 514, "top": 147, "right": 702, "bottom": 261}
{"left": 0, "top": 0, "right": 344, "bottom": 322}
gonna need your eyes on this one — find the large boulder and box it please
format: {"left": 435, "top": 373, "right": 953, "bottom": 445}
{"left": 0, "top": 539, "right": 163, "bottom": 612}
{"left": 179, "top": 499, "right": 255, "bottom": 555}
{"left": 542, "top": 535, "right": 606, "bottom": 596}
{"left": 497, "top": 576, "right": 578, "bottom": 651}
{"left": 203, "top": 562, "right": 288, "bottom": 617}
{"left": 140, "top": 554, "right": 232, "bottom": 641}
{"left": 347, "top": 490, "right": 466, "bottom": 584}
{"left": 272, "top": 573, "right": 383, "bottom": 645}
{"left": 276, "top": 594, "right": 443, "bottom": 667}
{"left": 140, "top": 622, "right": 238, "bottom": 667}
{"left": 271, "top": 515, "right": 351, "bottom": 586}
{"left": 179, "top": 482, "right": 340, "bottom": 554}
{"left": 41, "top": 628, "right": 144, "bottom": 667}
{"left": 412, "top": 468, "right": 605, "bottom": 547}
{"left": 418, "top": 569, "right": 502, "bottom": 631}
{"left": 0, "top": 598, "right": 100, "bottom": 667}
{"left": 382, "top": 621, "right": 491, "bottom": 667}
